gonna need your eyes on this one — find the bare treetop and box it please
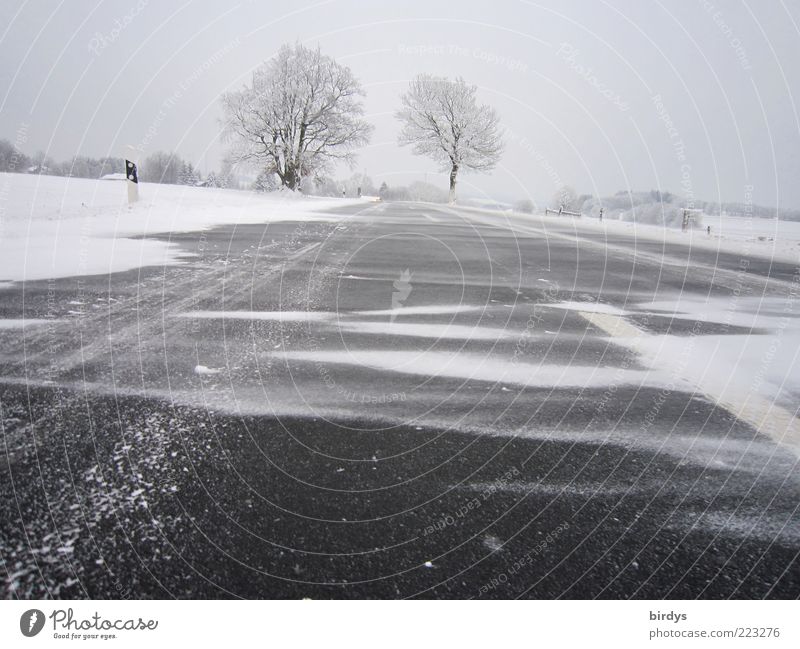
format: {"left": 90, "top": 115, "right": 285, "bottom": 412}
{"left": 222, "top": 43, "right": 372, "bottom": 191}
{"left": 396, "top": 74, "right": 504, "bottom": 202}
{"left": 553, "top": 185, "right": 578, "bottom": 211}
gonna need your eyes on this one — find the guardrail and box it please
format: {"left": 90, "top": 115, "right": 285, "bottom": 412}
{"left": 545, "top": 208, "right": 582, "bottom": 217}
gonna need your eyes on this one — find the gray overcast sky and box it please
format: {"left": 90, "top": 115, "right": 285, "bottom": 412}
{"left": 2, "top": 0, "right": 800, "bottom": 208}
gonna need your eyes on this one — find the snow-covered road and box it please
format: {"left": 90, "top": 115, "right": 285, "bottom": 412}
{"left": 1, "top": 185, "right": 799, "bottom": 598}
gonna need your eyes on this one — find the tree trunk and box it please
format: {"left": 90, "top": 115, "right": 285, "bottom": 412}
{"left": 449, "top": 163, "right": 458, "bottom": 204}
{"left": 283, "top": 164, "right": 297, "bottom": 190}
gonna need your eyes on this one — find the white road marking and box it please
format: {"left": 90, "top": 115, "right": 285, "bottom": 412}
{"left": 580, "top": 311, "right": 645, "bottom": 339}
{"left": 580, "top": 310, "right": 800, "bottom": 456}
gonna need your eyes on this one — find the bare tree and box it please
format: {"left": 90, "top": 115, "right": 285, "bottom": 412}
{"left": 514, "top": 198, "right": 535, "bottom": 214}
{"left": 396, "top": 75, "right": 503, "bottom": 203}
{"left": 0, "top": 139, "right": 30, "bottom": 173}
{"left": 221, "top": 43, "right": 373, "bottom": 191}
{"left": 553, "top": 185, "right": 578, "bottom": 212}
{"left": 141, "top": 151, "right": 182, "bottom": 184}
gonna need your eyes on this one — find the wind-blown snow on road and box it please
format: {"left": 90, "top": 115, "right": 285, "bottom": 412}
{"left": 0, "top": 172, "right": 361, "bottom": 281}
{"left": 1, "top": 186, "right": 799, "bottom": 598}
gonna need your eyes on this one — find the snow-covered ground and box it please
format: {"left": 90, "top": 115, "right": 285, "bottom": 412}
{"left": 550, "top": 297, "right": 800, "bottom": 436}
{"left": 2, "top": 175, "right": 797, "bottom": 454}
{"left": 568, "top": 210, "right": 800, "bottom": 264}
{"left": 705, "top": 213, "right": 800, "bottom": 261}
{"left": 5, "top": 173, "right": 797, "bottom": 285}
{"left": 464, "top": 205, "right": 800, "bottom": 265}
{"left": 0, "top": 173, "right": 361, "bottom": 282}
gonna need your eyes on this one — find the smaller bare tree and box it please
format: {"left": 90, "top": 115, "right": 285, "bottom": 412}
{"left": 553, "top": 185, "right": 578, "bottom": 212}
{"left": 141, "top": 151, "right": 183, "bottom": 184}
{"left": 396, "top": 75, "right": 503, "bottom": 203}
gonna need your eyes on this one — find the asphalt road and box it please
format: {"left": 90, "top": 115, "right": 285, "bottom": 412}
{"left": 1, "top": 200, "right": 799, "bottom": 599}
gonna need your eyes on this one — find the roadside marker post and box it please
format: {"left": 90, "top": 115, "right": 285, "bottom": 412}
{"left": 125, "top": 145, "right": 139, "bottom": 205}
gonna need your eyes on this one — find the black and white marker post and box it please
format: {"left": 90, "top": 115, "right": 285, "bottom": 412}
{"left": 125, "top": 145, "right": 139, "bottom": 205}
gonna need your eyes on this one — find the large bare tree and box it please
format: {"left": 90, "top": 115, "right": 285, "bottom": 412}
{"left": 396, "top": 75, "right": 503, "bottom": 203}
{"left": 222, "top": 43, "right": 372, "bottom": 191}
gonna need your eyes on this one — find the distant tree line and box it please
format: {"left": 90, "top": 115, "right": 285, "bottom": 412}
{"left": 513, "top": 186, "right": 800, "bottom": 224}
{"left": 138, "top": 151, "right": 225, "bottom": 186}
{"left": 377, "top": 180, "right": 449, "bottom": 203}
{"left": 249, "top": 169, "right": 450, "bottom": 203}
{"left": 0, "top": 140, "right": 238, "bottom": 189}
{"left": 576, "top": 189, "right": 800, "bottom": 224}
{"left": 0, "top": 139, "right": 126, "bottom": 177}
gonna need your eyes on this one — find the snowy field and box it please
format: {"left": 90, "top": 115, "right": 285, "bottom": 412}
{"left": 509, "top": 208, "right": 800, "bottom": 265}
{"left": 0, "top": 172, "right": 360, "bottom": 282}
{"left": 599, "top": 211, "right": 800, "bottom": 264}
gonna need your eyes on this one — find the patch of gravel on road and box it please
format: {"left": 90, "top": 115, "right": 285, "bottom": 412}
{"left": 1, "top": 385, "right": 216, "bottom": 598}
